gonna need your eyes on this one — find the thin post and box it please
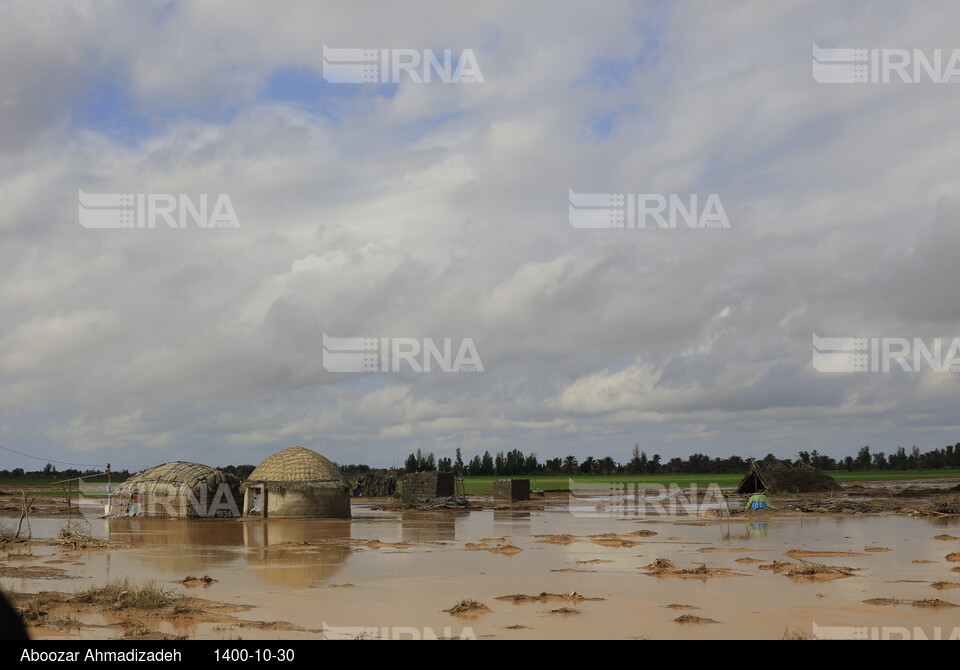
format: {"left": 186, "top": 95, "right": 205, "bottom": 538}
{"left": 14, "top": 491, "right": 26, "bottom": 538}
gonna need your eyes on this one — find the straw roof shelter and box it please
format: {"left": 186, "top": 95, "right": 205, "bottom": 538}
{"left": 242, "top": 446, "right": 351, "bottom": 518}
{"left": 108, "top": 461, "right": 241, "bottom": 518}
{"left": 736, "top": 460, "right": 841, "bottom": 495}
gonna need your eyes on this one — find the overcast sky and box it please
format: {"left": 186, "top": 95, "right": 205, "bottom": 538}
{"left": 2, "top": 1, "right": 960, "bottom": 473}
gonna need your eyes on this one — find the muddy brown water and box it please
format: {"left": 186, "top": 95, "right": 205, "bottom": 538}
{"left": 4, "top": 505, "right": 960, "bottom": 640}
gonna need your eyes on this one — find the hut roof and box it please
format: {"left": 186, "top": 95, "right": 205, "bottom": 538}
{"left": 120, "top": 461, "right": 239, "bottom": 488}
{"left": 244, "top": 446, "right": 347, "bottom": 489}
{"left": 736, "top": 460, "right": 840, "bottom": 495}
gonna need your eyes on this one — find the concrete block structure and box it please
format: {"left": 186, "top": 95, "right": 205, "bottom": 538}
{"left": 401, "top": 471, "right": 455, "bottom": 502}
{"left": 493, "top": 478, "right": 531, "bottom": 503}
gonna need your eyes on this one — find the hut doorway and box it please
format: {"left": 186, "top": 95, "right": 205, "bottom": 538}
{"left": 246, "top": 485, "right": 267, "bottom": 517}
{"left": 737, "top": 470, "right": 767, "bottom": 494}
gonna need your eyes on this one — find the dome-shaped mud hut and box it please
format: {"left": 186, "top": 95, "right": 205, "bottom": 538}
{"left": 107, "top": 462, "right": 242, "bottom": 518}
{"left": 242, "top": 446, "right": 351, "bottom": 518}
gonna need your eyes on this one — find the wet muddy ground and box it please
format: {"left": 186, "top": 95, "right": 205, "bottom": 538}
{"left": 2, "top": 482, "right": 960, "bottom": 640}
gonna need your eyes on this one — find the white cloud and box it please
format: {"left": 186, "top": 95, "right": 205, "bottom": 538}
{"left": 2, "top": 1, "right": 960, "bottom": 469}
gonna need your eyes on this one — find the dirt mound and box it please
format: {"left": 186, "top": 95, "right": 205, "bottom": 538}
{"left": 467, "top": 542, "right": 522, "bottom": 556}
{"left": 785, "top": 549, "right": 867, "bottom": 558}
{"left": 444, "top": 599, "right": 490, "bottom": 616}
{"left": 931, "top": 582, "right": 960, "bottom": 590}
{"left": 548, "top": 607, "right": 580, "bottom": 615}
{"left": 0, "top": 565, "right": 72, "bottom": 580}
{"left": 364, "top": 540, "right": 414, "bottom": 550}
{"left": 178, "top": 575, "right": 217, "bottom": 587}
{"left": 760, "top": 560, "right": 859, "bottom": 579}
{"left": 912, "top": 598, "right": 956, "bottom": 608}
{"left": 535, "top": 534, "right": 577, "bottom": 545}
{"left": 674, "top": 614, "right": 718, "bottom": 624}
{"left": 641, "top": 560, "right": 745, "bottom": 579}
{"left": 496, "top": 591, "right": 603, "bottom": 604}
{"left": 797, "top": 499, "right": 900, "bottom": 514}
{"left": 642, "top": 558, "right": 674, "bottom": 574}
{"left": 489, "top": 544, "right": 523, "bottom": 556}
{"left": 374, "top": 496, "right": 474, "bottom": 511}
{"left": 864, "top": 597, "right": 956, "bottom": 608}
{"left": 550, "top": 568, "right": 593, "bottom": 573}
{"left": 586, "top": 533, "right": 643, "bottom": 548}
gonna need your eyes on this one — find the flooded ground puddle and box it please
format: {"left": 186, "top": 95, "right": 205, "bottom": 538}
{"left": 4, "top": 503, "right": 960, "bottom": 639}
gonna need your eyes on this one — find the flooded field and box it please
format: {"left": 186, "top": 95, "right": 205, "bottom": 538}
{"left": 3, "top": 488, "right": 960, "bottom": 640}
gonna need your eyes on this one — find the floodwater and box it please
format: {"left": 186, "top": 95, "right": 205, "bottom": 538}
{"left": 5, "top": 503, "right": 960, "bottom": 639}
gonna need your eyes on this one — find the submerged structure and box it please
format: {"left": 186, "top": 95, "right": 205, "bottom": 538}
{"left": 106, "top": 462, "right": 242, "bottom": 518}
{"left": 401, "top": 471, "right": 455, "bottom": 503}
{"left": 736, "top": 460, "right": 840, "bottom": 495}
{"left": 493, "top": 478, "right": 531, "bottom": 503}
{"left": 242, "top": 446, "right": 351, "bottom": 518}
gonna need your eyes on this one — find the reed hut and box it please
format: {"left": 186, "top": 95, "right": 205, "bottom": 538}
{"left": 242, "top": 446, "right": 351, "bottom": 518}
{"left": 107, "top": 462, "right": 241, "bottom": 518}
{"left": 736, "top": 460, "right": 840, "bottom": 495}
{"left": 351, "top": 471, "right": 397, "bottom": 497}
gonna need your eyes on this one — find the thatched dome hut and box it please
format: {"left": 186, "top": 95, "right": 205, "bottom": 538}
{"left": 736, "top": 460, "right": 840, "bottom": 495}
{"left": 241, "top": 446, "right": 351, "bottom": 518}
{"left": 107, "top": 462, "right": 241, "bottom": 518}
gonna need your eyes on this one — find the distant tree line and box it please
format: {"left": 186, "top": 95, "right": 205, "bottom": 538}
{"left": 218, "top": 464, "right": 257, "bottom": 479}
{"left": 392, "top": 442, "right": 960, "bottom": 476}
{"left": 4, "top": 441, "right": 959, "bottom": 481}
{"left": 0, "top": 464, "right": 132, "bottom": 480}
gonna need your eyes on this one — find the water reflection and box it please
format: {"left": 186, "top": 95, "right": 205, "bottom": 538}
{"left": 400, "top": 512, "right": 457, "bottom": 543}
{"left": 242, "top": 520, "right": 353, "bottom": 587}
{"left": 105, "top": 518, "right": 242, "bottom": 574}
{"left": 493, "top": 510, "right": 532, "bottom": 536}
{"left": 102, "top": 517, "right": 355, "bottom": 587}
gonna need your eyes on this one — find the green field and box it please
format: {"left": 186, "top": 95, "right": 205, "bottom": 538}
{"left": 457, "top": 470, "right": 960, "bottom": 495}
{"left": 0, "top": 477, "right": 118, "bottom": 498}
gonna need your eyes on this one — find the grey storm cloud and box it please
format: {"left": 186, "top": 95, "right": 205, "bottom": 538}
{"left": 1, "top": 0, "right": 960, "bottom": 471}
